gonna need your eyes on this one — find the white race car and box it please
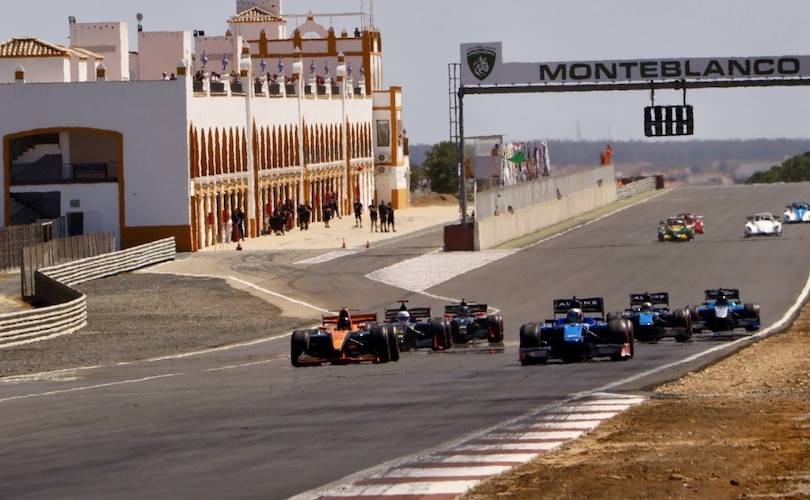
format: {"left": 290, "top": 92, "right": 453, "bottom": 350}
{"left": 744, "top": 213, "right": 782, "bottom": 238}
{"left": 783, "top": 202, "right": 810, "bottom": 223}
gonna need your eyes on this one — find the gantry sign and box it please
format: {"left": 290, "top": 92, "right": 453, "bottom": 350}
{"left": 453, "top": 42, "right": 810, "bottom": 220}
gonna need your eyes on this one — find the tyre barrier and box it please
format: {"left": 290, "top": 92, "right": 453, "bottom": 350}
{"left": 0, "top": 238, "right": 176, "bottom": 348}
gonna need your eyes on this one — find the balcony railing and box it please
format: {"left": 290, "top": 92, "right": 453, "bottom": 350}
{"left": 10, "top": 163, "right": 119, "bottom": 186}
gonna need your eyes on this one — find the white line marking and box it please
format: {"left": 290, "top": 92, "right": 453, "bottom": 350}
{"left": 319, "top": 480, "right": 481, "bottom": 497}
{"left": 536, "top": 412, "right": 620, "bottom": 421}
{"left": 203, "top": 358, "right": 282, "bottom": 372}
{"left": 146, "top": 270, "right": 331, "bottom": 314}
{"left": 555, "top": 404, "right": 636, "bottom": 412}
{"left": 453, "top": 442, "right": 564, "bottom": 452}
{"left": 488, "top": 431, "right": 585, "bottom": 441}
{"left": 365, "top": 191, "right": 666, "bottom": 295}
{"left": 0, "top": 373, "right": 181, "bottom": 403}
{"left": 381, "top": 466, "right": 512, "bottom": 478}
{"left": 503, "top": 420, "right": 602, "bottom": 431}
{"left": 294, "top": 250, "right": 361, "bottom": 265}
{"left": 430, "top": 453, "right": 540, "bottom": 464}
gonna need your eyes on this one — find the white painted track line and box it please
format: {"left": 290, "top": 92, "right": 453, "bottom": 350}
{"left": 453, "top": 442, "right": 564, "bottom": 452}
{"left": 318, "top": 480, "right": 481, "bottom": 497}
{"left": 487, "top": 430, "right": 585, "bottom": 441}
{"left": 380, "top": 466, "right": 512, "bottom": 478}
{"left": 431, "top": 453, "right": 541, "bottom": 464}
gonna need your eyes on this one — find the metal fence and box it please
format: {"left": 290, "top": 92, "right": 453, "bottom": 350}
{"left": 21, "top": 233, "right": 115, "bottom": 298}
{"left": 0, "top": 218, "right": 67, "bottom": 272}
{"left": 475, "top": 166, "right": 615, "bottom": 221}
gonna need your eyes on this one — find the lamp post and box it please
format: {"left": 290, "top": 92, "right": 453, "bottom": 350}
{"left": 292, "top": 49, "right": 306, "bottom": 206}
{"left": 336, "top": 53, "right": 349, "bottom": 215}
{"left": 240, "top": 43, "right": 257, "bottom": 237}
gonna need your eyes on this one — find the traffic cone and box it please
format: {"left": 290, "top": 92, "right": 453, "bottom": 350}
{"left": 365, "top": 241, "right": 370, "bottom": 249}
{"left": 342, "top": 238, "right": 346, "bottom": 249}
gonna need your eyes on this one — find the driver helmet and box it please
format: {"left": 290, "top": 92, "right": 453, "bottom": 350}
{"left": 337, "top": 308, "right": 351, "bottom": 330}
{"left": 459, "top": 305, "right": 471, "bottom": 317}
{"left": 566, "top": 308, "right": 583, "bottom": 324}
{"left": 397, "top": 310, "right": 411, "bottom": 323}
{"left": 641, "top": 302, "right": 653, "bottom": 313}
{"left": 716, "top": 293, "right": 728, "bottom": 306}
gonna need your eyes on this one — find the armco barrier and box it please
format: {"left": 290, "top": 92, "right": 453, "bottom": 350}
{"left": 474, "top": 167, "right": 618, "bottom": 250}
{"left": 0, "top": 238, "right": 176, "bottom": 347}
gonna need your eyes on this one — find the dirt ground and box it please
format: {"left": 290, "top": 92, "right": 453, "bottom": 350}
{"left": 466, "top": 307, "right": 810, "bottom": 500}
{"left": 410, "top": 192, "right": 459, "bottom": 207}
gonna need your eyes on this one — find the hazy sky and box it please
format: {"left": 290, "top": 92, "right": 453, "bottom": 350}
{"left": 3, "top": 0, "right": 810, "bottom": 144}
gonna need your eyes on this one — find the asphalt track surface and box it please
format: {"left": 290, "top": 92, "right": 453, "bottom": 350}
{"left": 2, "top": 184, "right": 810, "bottom": 499}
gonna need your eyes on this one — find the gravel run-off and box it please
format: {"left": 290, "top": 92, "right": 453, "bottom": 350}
{"left": 0, "top": 273, "right": 310, "bottom": 378}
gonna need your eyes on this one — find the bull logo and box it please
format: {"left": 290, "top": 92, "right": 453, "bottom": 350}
{"left": 467, "top": 47, "right": 497, "bottom": 81}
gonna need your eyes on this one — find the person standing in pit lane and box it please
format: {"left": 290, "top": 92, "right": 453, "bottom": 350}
{"left": 369, "top": 202, "right": 378, "bottom": 232}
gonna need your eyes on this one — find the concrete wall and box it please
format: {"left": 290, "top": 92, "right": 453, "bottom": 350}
{"left": 138, "top": 31, "right": 193, "bottom": 81}
{"left": 618, "top": 176, "right": 657, "bottom": 199}
{"left": 474, "top": 166, "right": 617, "bottom": 250}
{"left": 70, "top": 22, "right": 129, "bottom": 81}
{"left": 0, "top": 58, "right": 70, "bottom": 84}
{"left": 10, "top": 183, "right": 119, "bottom": 242}
{"left": 0, "top": 78, "right": 190, "bottom": 233}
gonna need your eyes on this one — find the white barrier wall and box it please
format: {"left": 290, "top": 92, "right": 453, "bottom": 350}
{"left": 474, "top": 166, "right": 617, "bottom": 250}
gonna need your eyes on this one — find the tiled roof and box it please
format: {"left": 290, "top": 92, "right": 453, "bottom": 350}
{"left": 229, "top": 7, "right": 285, "bottom": 24}
{"left": 0, "top": 37, "right": 103, "bottom": 59}
{"left": 69, "top": 46, "right": 105, "bottom": 60}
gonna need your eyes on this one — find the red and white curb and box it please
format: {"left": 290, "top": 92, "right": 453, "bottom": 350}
{"left": 292, "top": 393, "right": 645, "bottom": 500}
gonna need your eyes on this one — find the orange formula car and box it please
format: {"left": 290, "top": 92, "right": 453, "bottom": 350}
{"left": 291, "top": 308, "right": 400, "bottom": 367}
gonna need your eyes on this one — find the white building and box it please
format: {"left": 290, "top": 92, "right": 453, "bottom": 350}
{"left": 0, "top": 0, "right": 410, "bottom": 252}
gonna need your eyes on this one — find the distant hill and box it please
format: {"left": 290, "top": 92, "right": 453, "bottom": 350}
{"left": 746, "top": 151, "right": 810, "bottom": 184}
{"left": 409, "top": 139, "right": 810, "bottom": 184}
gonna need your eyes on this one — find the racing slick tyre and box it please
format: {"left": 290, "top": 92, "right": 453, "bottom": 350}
{"left": 688, "top": 305, "right": 700, "bottom": 322}
{"left": 450, "top": 321, "right": 462, "bottom": 344}
{"left": 743, "top": 304, "right": 761, "bottom": 331}
{"left": 430, "top": 318, "right": 451, "bottom": 351}
{"left": 673, "top": 308, "right": 693, "bottom": 342}
{"left": 291, "top": 330, "right": 312, "bottom": 367}
{"left": 370, "top": 325, "right": 391, "bottom": 363}
{"left": 606, "top": 311, "right": 622, "bottom": 322}
{"left": 486, "top": 314, "right": 504, "bottom": 343}
{"left": 519, "top": 323, "right": 547, "bottom": 366}
{"left": 608, "top": 319, "right": 634, "bottom": 362}
{"left": 386, "top": 326, "right": 401, "bottom": 362}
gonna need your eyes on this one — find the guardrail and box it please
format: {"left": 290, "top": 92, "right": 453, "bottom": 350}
{"left": 0, "top": 238, "right": 176, "bottom": 348}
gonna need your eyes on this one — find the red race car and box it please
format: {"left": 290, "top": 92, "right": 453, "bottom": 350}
{"left": 677, "top": 212, "right": 704, "bottom": 234}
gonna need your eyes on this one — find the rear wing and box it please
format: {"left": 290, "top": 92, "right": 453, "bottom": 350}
{"left": 445, "top": 303, "right": 488, "bottom": 317}
{"left": 630, "top": 292, "right": 669, "bottom": 307}
{"left": 705, "top": 288, "right": 740, "bottom": 301}
{"left": 553, "top": 297, "right": 604, "bottom": 316}
{"left": 384, "top": 307, "right": 431, "bottom": 322}
{"left": 323, "top": 313, "right": 378, "bottom": 326}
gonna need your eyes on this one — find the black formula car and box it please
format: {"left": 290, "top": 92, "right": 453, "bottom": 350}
{"left": 384, "top": 301, "right": 452, "bottom": 351}
{"left": 519, "top": 297, "right": 634, "bottom": 365}
{"left": 612, "top": 292, "right": 692, "bottom": 342}
{"left": 444, "top": 300, "right": 504, "bottom": 344}
{"left": 690, "top": 288, "right": 761, "bottom": 333}
{"left": 291, "top": 309, "right": 399, "bottom": 367}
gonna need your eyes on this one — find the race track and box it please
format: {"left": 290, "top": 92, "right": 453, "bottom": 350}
{"left": 1, "top": 184, "right": 810, "bottom": 499}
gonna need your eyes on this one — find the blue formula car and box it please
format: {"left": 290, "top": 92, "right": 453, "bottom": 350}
{"left": 783, "top": 202, "right": 810, "bottom": 223}
{"left": 690, "top": 289, "right": 761, "bottom": 333}
{"left": 612, "top": 292, "right": 692, "bottom": 343}
{"left": 519, "top": 297, "right": 634, "bottom": 365}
